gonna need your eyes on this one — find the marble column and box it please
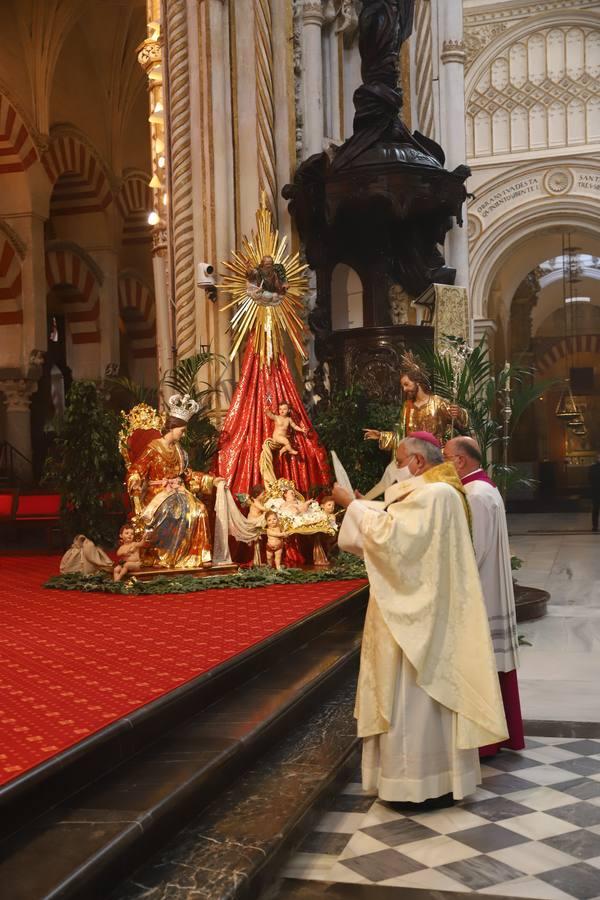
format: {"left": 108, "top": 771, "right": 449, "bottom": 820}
{"left": 9, "top": 214, "right": 47, "bottom": 365}
{"left": 438, "top": 0, "right": 469, "bottom": 292}
{"left": 90, "top": 247, "right": 120, "bottom": 376}
{"left": 152, "top": 227, "right": 173, "bottom": 388}
{"left": 302, "top": 0, "right": 325, "bottom": 157}
{"left": 0, "top": 379, "right": 37, "bottom": 482}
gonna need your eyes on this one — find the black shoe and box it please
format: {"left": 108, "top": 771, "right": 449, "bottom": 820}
{"left": 384, "top": 793, "right": 455, "bottom": 813}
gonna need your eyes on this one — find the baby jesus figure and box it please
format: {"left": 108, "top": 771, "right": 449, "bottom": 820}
{"left": 113, "top": 523, "right": 145, "bottom": 582}
{"left": 266, "top": 401, "right": 308, "bottom": 457}
{"left": 279, "top": 487, "right": 311, "bottom": 517}
{"left": 265, "top": 511, "right": 286, "bottom": 570}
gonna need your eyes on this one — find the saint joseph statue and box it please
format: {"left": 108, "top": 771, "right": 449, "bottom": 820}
{"left": 364, "top": 351, "right": 468, "bottom": 448}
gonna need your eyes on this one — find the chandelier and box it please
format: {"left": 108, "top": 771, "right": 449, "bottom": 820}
{"left": 554, "top": 234, "right": 587, "bottom": 438}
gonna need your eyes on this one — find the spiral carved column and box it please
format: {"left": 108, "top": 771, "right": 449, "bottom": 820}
{"left": 165, "top": 0, "right": 196, "bottom": 358}
{"left": 255, "top": 0, "right": 277, "bottom": 218}
{"left": 414, "top": 0, "right": 434, "bottom": 138}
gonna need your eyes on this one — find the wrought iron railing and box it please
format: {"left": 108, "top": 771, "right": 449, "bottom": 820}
{"left": 0, "top": 441, "right": 32, "bottom": 484}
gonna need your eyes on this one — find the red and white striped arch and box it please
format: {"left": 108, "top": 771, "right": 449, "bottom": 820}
{"left": 43, "top": 133, "right": 112, "bottom": 216}
{"left": 117, "top": 172, "right": 152, "bottom": 245}
{"left": 536, "top": 335, "right": 600, "bottom": 374}
{"left": 118, "top": 274, "right": 156, "bottom": 358}
{"left": 0, "top": 233, "right": 23, "bottom": 325}
{"left": 0, "top": 94, "right": 37, "bottom": 174}
{"left": 45, "top": 247, "right": 101, "bottom": 344}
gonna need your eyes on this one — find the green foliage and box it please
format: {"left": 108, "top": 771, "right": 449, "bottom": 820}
{"left": 44, "top": 552, "right": 367, "bottom": 595}
{"left": 312, "top": 384, "right": 400, "bottom": 493}
{"left": 511, "top": 555, "right": 523, "bottom": 572}
{"left": 43, "top": 381, "right": 124, "bottom": 544}
{"left": 420, "top": 338, "right": 557, "bottom": 490}
{"left": 104, "top": 375, "right": 158, "bottom": 409}
{"left": 164, "top": 350, "right": 224, "bottom": 471}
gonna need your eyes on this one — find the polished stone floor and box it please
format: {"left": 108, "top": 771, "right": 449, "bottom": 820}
{"left": 284, "top": 739, "right": 600, "bottom": 898}
{"left": 283, "top": 515, "right": 600, "bottom": 898}
{"left": 510, "top": 517, "right": 600, "bottom": 724}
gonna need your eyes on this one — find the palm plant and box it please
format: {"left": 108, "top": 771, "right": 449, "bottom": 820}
{"left": 163, "top": 349, "right": 226, "bottom": 472}
{"left": 420, "top": 338, "right": 556, "bottom": 493}
{"left": 104, "top": 375, "right": 158, "bottom": 409}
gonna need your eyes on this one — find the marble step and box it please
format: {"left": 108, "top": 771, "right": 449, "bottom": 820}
{"left": 275, "top": 879, "right": 478, "bottom": 899}
{"left": 0, "top": 583, "right": 367, "bottom": 840}
{"left": 112, "top": 671, "right": 361, "bottom": 900}
{"left": 0, "top": 594, "right": 366, "bottom": 900}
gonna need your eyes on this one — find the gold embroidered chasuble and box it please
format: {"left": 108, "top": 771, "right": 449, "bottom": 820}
{"left": 378, "top": 394, "right": 468, "bottom": 448}
{"left": 352, "top": 475, "right": 507, "bottom": 750}
{"left": 127, "top": 438, "right": 215, "bottom": 568}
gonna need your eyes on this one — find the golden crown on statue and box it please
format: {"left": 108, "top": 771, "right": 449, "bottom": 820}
{"left": 167, "top": 393, "right": 200, "bottom": 423}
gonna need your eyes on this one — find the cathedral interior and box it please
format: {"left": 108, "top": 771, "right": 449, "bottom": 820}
{"left": 1, "top": 1, "right": 600, "bottom": 899}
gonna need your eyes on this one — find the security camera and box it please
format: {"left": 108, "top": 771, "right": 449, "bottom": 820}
{"left": 196, "top": 263, "right": 215, "bottom": 288}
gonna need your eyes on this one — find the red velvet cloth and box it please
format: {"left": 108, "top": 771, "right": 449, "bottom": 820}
{"left": 215, "top": 339, "right": 331, "bottom": 498}
{"left": 0, "top": 494, "right": 15, "bottom": 518}
{"left": 15, "top": 495, "right": 61, "bottom": 518}
{"left": 479, "top": 669, "right": 525, "bottom": 757}
{"left": 0, "top": 552, "right": 366, "bottom": 786}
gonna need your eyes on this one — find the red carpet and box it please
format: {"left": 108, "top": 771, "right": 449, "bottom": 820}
{"left": 0, "top": 555, "right": 365, "bottom": 787}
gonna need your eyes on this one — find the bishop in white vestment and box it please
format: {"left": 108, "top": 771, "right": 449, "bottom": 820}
{"left": 334, "top": 433, "right": 507, "bottom": 804}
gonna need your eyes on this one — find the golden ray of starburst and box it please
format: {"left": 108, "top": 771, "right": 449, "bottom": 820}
{"left": 219, "top": 192, "right": 309, "bottom": 366}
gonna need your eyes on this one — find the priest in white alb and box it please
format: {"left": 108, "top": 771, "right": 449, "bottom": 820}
{"left": 444, "top": 436, "right": 524, "bottom": 757}
{"left": 333, "top": 432, "right": 508, "bottom": 809}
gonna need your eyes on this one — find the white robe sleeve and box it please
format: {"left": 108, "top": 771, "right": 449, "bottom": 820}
{"left": 338, "top": 499, "right": 387, "bottom": 558}
{"left": 467, "top": 490, "right": 495, "bottom": 568}
{"left": 363, "top": 461, "right": 401, "bottom": 501}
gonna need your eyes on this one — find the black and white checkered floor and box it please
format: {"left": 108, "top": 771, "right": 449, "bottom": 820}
{"left": 283, "top": 737, "right": 600, "bottom": 899}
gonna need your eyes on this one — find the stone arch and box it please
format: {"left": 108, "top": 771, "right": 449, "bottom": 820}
{"left": 0, "top": 93, "right": 38, "bottom": 174}
{"left": 118, "top": 272, "right": 156, "bottom": 358}
{"left": 537, "top": 335, "right": 600, "bottom": 375}
{"left": 42, "top": 128, "right": 113, "bottom": 216}
{"left": 468, "top": 158, "right": 600, "bottom": 320}
{"left": 45, "top": 242, "right": 102, "bottom": 345}
{"left": 465, "top": 10, "right": 600, "bottom": 156}
{"left": 330, "top": 264, "right": 364, "bottom": 330}
{"left": 116, "top": 170, "right": 152, "bottom": 245}
{"left": 465, "top": 10, "right": 600, "bottom": 100}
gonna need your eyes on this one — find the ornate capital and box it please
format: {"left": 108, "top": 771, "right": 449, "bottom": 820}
{"left": 303, "top": 0, "right": 324, "bottom": 27}
{"left": 334, "top": 0, "right": 359, "bottom": 46}
{"left": 152, "top": 225, "right": 168, "bottom": 255}
{"left": 0, "top": 379, "right": 38, "bottom": 412}
{"left": 441, "top": 39, "right": 466, "bottom": 66}
{"left": 137, "top": 37, "right": 163, "bottom": 74}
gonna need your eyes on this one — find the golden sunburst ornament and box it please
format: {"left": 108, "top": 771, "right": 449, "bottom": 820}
{"left": 220, "top": 192, "right": 308, "bottom": 366}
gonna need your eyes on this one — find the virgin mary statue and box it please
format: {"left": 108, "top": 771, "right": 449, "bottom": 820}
{"left": 215, "top": 196, "right": 331, "bottom": 498}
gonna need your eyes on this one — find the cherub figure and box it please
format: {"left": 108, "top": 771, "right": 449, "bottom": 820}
{"left": 113, "top": 524, "right": 145, "bottom": 582}
{"left": 265, "top": 511, "right": 286, "bottom": 570}
{"left": 320, "top": 495, "right": 340, "bottom": 560}
{"left": 279, "top": 487, "right": 311, "bottom": 516}
{"left": 320, "top": 496, "right": 337, "bottom": 525}
{"left": 266, "top": 401, "right": 309, "bottom": 457}
{"left": 246, "top": 483, "right": 267, "bottom": 523}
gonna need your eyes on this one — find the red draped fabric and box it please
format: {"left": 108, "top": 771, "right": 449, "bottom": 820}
{"left": 214, "top": 338, "right": 332, "bottom": 499}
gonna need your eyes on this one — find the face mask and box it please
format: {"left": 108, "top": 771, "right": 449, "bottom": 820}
{"left": 395, "top": 464, "right": 413, "bottom": 482}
